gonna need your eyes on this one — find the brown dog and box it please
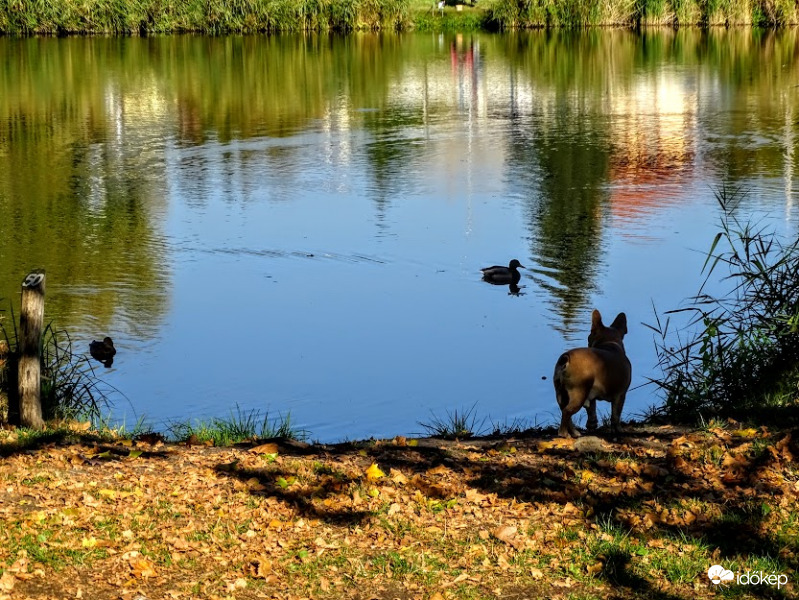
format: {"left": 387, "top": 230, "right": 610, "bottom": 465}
{"left": 553, "top": 310, "right": 631, "bottom": 438}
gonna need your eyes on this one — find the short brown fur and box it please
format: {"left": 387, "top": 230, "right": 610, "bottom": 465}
{"left": 553, "top": 310, "right": 631, "bottom": 438}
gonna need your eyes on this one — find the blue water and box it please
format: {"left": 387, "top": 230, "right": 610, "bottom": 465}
{"left": 1, "top": 31, "right": 797, "bottom": 440}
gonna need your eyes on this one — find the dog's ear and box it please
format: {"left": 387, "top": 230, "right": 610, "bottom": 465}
{"left": 591, "top": 309, "right": 603, "bottom": 331}
{"left": 610, "top": 313, "right": 628, "bottom": 335}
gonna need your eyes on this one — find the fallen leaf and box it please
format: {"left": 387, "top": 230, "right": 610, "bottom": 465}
{"left": 492, "top": 525, "right": 523, "bottom": 549}
{"left": 0, "top": 572, "right": 14, "bottom": 592}
{"left": 249, "top": 443, "right": 279, "bottom": 455}
{"left": 365, "top": 463, "right": 385, "bottom": 480}
{"left": 130, "top": 557, "right": 157, "bottom": 578}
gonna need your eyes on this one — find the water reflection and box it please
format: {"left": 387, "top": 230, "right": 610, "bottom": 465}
{"left": 0, "top": 30, "right": 797, "bottom": 438}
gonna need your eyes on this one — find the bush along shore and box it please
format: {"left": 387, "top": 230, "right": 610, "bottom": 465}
{"left": 0, "top": 0, "right": 797, "bottom": 35}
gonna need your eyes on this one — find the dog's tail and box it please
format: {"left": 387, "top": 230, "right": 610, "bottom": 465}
{"left": 553, "top": 352, "right": 570, "bottom": 409}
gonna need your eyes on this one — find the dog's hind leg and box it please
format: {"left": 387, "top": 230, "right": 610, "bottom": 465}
{"left": 558, "top": 391, "right": 588, "bottom": 438}
{"left": 585, "top": 399, "right": 598, "bottom": 431}
{"left": 610, "top": 393, "right": 626, "bottom": 435}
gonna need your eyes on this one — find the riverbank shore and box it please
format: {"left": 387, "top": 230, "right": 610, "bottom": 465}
{"left": 1, "top": 0, "right": 797, "bottom": 35}
{"left": 1, "top": 421, "right": 796, "bottom": 599}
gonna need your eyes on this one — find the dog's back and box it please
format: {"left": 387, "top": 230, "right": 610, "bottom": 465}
{"left": 554, "top": 310, "right": 631, "bottom": 438}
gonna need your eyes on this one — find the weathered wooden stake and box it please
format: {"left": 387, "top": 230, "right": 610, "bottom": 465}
{"left": 19, "top": 270, "right": 45, "bottom": 429}
{"left": 0, "top": 339, "right": 9, "bottom": 424}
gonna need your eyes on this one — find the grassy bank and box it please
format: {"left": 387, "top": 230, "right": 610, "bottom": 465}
{"left": 0, "top": 421, "right": 797, "bottom": 599}
{"left": 0, "top": 0, "right": 797, "bottom": 34}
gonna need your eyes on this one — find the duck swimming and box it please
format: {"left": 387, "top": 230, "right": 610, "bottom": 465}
{"left": 481, "top": 259, "right": 525, "bottom": 285}
{"left": 89, "top": 337, "right": 116, "bottom": 368}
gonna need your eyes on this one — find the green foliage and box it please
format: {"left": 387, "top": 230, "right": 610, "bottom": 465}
{"left": 648, "top": 186, "right": 799, "bottom": 424}
{"left": 414, "top": 7, "right": 487, "bottom": 31}
{"left": 418, "top": 403, "right": 486, "bottom": 438}
{"left": 0, "top": 310, "right": 112, "bottom": 423}
{"left": 0, "top": 0, "right": 415, "bottom": 33}
{"left": 167, "top": 406, "right": 305, "bottom": 445}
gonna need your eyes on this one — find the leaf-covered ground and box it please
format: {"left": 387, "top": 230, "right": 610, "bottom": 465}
{"left": 0, "top": 423, "right": 797, "bottom": 599}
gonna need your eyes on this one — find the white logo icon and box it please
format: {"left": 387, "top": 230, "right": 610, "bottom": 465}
{"left": 708, "top": 565, "right": 735, "bottom": 585}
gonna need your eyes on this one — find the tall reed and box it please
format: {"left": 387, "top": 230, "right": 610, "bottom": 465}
{"left": 648, "top": 187, "right": 799, "bottom": 423}
{"left": 0, "top": 312, "right": 112, "bottom": 423}
{"left": 2, "top": 0, "right": 797, "bottom": 32}
{"left": 479, "top": 0, "right": 796, "bottom": 27}
{"left": 0, "top": 0, "right": 414, "bottom": 34}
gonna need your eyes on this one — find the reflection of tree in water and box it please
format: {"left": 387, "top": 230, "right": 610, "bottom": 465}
{"left": 361, "top": 111, "right": 425, "bottom": 231}
{"left": 0, "top": 39, "right": 170, "bottom": 338}
{"left": 0, "top": 140, "right": 170, "bottom": 339}
{"left": 511, "top": 122, "right": 610, "bottom": 335}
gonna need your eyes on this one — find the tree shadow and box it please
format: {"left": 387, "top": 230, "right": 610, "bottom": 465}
{"left": 0, "top": 429, "right": 169, "bottom": 459}
{"left": 213, "top": 461, "right": 372, "bottom": 526}
{"left": 208, "top": 426, "right": 799, "bottom": 597}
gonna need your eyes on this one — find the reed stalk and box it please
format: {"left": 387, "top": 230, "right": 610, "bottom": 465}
{"left": 1, "top": 0, "right": 796, "bottom": 33}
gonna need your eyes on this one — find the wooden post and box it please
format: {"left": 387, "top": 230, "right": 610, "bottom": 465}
{"left": 19, "top": 270, "right": 45, "bottom": 429}
{"left": 0, "top": 338, "right": 9, "bottom": 424}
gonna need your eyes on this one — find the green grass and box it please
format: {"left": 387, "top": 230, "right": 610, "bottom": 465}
{"left": 0, "top": 406, "right": 305, "bottom": 451}
{"left": 167, "top": 406, "right": 306, "bottom": 445}
{"left": 417, "top": 403, "right": 486, "bottom": 438}
{"left": 1, "top": 311, "right": 115, "bottom": 425}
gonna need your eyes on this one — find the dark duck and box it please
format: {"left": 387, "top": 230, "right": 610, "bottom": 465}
{"left": 481, "top": 259, "right": 525, "bottom": 285}
{"left": 89, "top": 337, "right": 116, "bottom": 368}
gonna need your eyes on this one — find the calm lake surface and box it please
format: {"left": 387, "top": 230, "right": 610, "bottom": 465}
{"left": 1, "top": 30, "right": 798, "bottom": 440}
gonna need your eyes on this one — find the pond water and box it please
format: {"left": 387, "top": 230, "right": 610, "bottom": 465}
{"left": 1, "top": 30, "right": 798, "bottom": 441}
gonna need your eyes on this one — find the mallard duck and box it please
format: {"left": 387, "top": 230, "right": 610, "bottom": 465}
{"left": 89, "top": 337, "right": 116, "bottom": 367}
{"left": 481, "top": 259, "right": 525, "bottom": 285}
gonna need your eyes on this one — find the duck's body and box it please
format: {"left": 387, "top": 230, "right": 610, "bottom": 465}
{"left": 90, "top": 337, "right": 116, "bottom": 367}
{"left": 481, "top": 259, "right": 525, "bottom": 285}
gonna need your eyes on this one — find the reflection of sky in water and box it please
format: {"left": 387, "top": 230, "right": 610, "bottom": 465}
{"left": 117, "top": 121, "right": 793, "bottom": 440}
{"left": 2, "top": 32, "right": 798, "bottom": 440}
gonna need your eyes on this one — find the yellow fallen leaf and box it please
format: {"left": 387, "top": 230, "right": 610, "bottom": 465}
{"left": 731, "top": 428, "right": 758, "bottom": 438}
{"left": 427, "top": 465, "right": 451, "bottom": 477}
{"left": 537, "top": 438, "right": 574, "bottom": 451}
{"left": 249, "top": 443, "right": 279, "bottom": 454}
{"left": 586, "top": 561, "right": 604, "bottom": 575}
{"left": 81, "top": 537, "right": 97, "bottom": 549}
{"left": 226, "top": 578, "right": 247, "bottom": 591}
{"left": 246, "top": 477, "right": 267, "bottom": 492}
{"left": 389, "top": 469, "right": 408, "bottom": 485}
{"left": 0, "top": 571, "right": 15, "bottom": 592}
{"left": 98, "top": 489, "right": 117, "bottom": 499}
{"left": 246, "top": 555, "right": 272, "bottom": 579}
{"left": 365, "top": 463, "right": 385, "bottom": 480}
{"left": 131, "top": 557, "right": 157, "bottom": 578}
